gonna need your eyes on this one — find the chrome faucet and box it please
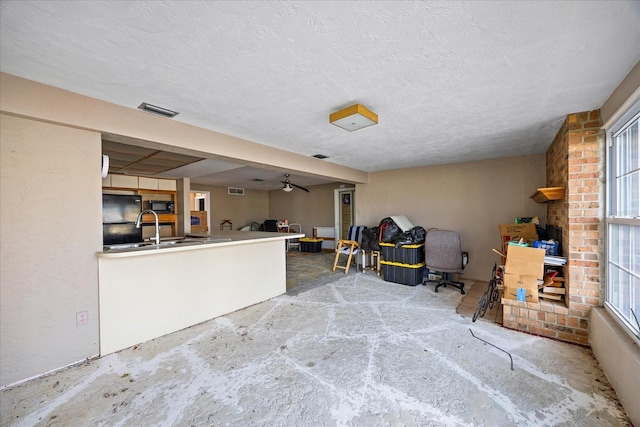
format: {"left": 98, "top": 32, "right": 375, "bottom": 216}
{"left": 136, "top": 209, "right": 160, "bottom": 245}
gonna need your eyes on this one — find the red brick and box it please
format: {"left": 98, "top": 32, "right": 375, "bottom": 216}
{"left": 583, "top": 135, "right": 600, "bottom": 143}
{"left": 585, "top": 297, "right": 600, "bottom": 306}
{"left": 570, "top": 302, "right": 594, "bottom": 312}
{"left": 569, "top": 309, "right": 590, "bottom": 319}
{"left": 529, "top": 326, "right": 557, "bottom": 338}
{"left": 575, "top": 289, "right": 599, "bottom": 298}
{"left": 558, "top": 332, "right": 588, "bottom": 344}
{"left": 517, "top": 317, "right": 542, "bottom": 327}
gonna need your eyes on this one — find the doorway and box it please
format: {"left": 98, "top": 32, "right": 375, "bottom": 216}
{"left": 189, "top": 191, "right": 211, "bottom": 233}
{"left": 334, "top": 187, "right": 355, "bottom": 240}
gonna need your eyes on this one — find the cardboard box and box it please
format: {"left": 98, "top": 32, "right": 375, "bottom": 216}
{"left": 499, "top": 223, "right": 538, "bottom": 237}
{"left": 505, "top": 245, "right": 545, "bottom": 279}
{"left": 498, "top": 223, "right": 538, "bottom": 256}
{"left": 503, "top": 274, "right": 539, "bottom": 303}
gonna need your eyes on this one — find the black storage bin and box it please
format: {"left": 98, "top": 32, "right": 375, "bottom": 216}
{"left": 380, "top": 261, "right": 425, "bottom": 286}
{"left": 300, "top": 238, "right": 323, "bottom": 253}
{"left": 380, "top": 242, "right": 425, "bottom": 264}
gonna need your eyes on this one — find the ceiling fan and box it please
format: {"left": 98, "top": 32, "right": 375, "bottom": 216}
{"left": 281, "top": 174, "right": 310, "bottom": 193}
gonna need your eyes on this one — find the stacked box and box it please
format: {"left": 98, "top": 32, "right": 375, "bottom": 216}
{"left": 380, "top": 261, "right": 425, "bottom": 286}
{"left": 300, "top": 238, "right": 323, "bottom": 253}
{"left": 498, "top": 223, "right": 538, "bottom": 261}
{"left": 379, "top": 242, "right": 425, "bottom": 264}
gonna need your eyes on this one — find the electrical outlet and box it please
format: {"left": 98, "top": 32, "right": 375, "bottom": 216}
{"left": 76, "top": 311, "right": 88, "bottom": 326}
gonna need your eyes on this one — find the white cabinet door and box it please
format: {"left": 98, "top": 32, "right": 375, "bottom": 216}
{"left": 158, "top": 179, "right": 177, "bottom": 191}
{"left": 138, "top": 177, "right": 159, "bottom": 190}
{"left": 110, "top": 174, "right": 139, "bottom": 188}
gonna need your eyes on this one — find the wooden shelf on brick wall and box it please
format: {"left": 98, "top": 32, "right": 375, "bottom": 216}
{"left": 530, "top": 187, "right": 565, "bottom": 203}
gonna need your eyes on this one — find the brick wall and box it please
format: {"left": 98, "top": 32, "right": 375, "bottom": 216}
{"left": 502, "top": 110, "right": 604, "bottom": 345}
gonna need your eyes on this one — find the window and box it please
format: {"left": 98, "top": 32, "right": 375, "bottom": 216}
{"left": 606, "top": 103, "right": 640, "bottom": 338}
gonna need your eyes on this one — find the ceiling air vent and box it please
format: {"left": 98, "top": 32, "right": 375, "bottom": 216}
{"left": 137, "top": 102, "right": 179, "bottom": 118}
{"left": 228, "top": 187, "right": 245, "bottom": 196}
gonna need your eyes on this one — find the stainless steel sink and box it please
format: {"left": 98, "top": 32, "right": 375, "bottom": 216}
{"left": 103, "top": 236, "right": 232, "bottom": 252}
{"left": 202, "top": 238, "right": 232, "bottom": 243}
{"left": 103, "top": 242, "right": 151, "bottom": 250}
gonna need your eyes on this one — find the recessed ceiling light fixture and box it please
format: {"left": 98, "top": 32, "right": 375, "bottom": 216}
{"left": 312, "top": 154, "right": 329, "bottom": 159}
{"left": 329, "top": 103, "right": 378, "bottom": 132}
{"left": 137, "top": 102, "right": 179, "bottom": 118}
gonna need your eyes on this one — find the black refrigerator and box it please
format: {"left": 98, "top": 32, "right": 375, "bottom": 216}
{"left": 102, "top": 194, "right": 142, "bottom": 245}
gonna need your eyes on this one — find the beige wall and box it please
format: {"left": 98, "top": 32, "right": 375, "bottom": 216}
{"left": 268, "top": 182, "right": 347, "bottom": 238}
{"left": 590, "top": 61, "right": 640, "bottom": 426}
{"left": 356, "top": 155, "right": 547, "bottom": 280}
{"left": 0, "top": 73, "right": 368, "bottom": 186}
{"left": 0, "top": 114, "right": 103, "bottom": 386}
{"left": 190, "top": 185, "right": 269, "bottom": 230}
{"left": 601, "top": 60, "right": 640, "bottom": 127}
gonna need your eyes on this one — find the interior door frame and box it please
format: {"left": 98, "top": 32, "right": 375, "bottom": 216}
{"left": 334, "top": 187, "right": 355, "bottom": 241}
{"left": 190, "top": 190, "right": 211, "bottom": 232}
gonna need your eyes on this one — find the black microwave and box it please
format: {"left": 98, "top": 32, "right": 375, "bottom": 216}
{"left": 148, "top": 200, "right": 175, "bottom": 213}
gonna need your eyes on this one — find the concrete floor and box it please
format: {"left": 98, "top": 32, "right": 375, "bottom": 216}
{"left": 0, "top": 253, "right": 631, "bottom": 426}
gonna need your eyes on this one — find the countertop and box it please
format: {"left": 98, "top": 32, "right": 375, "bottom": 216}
{"left": 98, "top": 230, "right": 305, "bottom": 258}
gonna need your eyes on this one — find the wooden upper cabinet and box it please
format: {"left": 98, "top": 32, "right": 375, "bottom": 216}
{"left": 103, "top": 174, "right": 176, "bottom": 191}
{"left": 110, "top": 174, "right": 139, "bottom": 189}
{"left": 138, "top": 177, "right": 158, "bottom": 190}
{"left": 158, "top": 179, "right": 177, "bottom": 191}
{"left": 138, "top": 177, "right": 177, "bottom": 191}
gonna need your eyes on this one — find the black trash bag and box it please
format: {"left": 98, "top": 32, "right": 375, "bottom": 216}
{"left": 361, "top": 226, "right": 380, "bottom": 251}
{"left": 379, "top": 217, "right": 401, "bottom": 243}
{"left": 394, "top": 226, "right": 426, "bottom": 246}
{"left": 411, "top": 226, "right": 426, "bottom": 243}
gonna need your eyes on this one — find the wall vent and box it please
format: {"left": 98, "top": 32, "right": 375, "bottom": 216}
{"left": 228, "top": 187, "right": 245, "bottom": 196}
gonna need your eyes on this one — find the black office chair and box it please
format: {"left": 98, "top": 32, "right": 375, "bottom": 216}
{"left": 423, "top": 229, "right": 468, "bottom": 294}
{"left": 262, "top": 220, "right": 279, "bottom": 232}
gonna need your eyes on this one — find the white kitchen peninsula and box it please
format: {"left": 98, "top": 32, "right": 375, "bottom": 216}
{"left": 97, "top": 231, "right": 303, "bottom": 355}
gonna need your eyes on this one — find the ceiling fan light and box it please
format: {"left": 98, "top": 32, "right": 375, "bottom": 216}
{"left": 282, "top": 183, "right": 293, "bottom": 192}
{"left": 329, "top": 103, "right": 378, "bottom": 132}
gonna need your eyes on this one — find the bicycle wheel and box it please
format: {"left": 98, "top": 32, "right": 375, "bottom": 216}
{"left": 487, "top": 280, "right": 498, "bottom": 309}
{"left": 489, "top": 285, "right": 500, "bottom": 307}
{"left": 478, "top": 293, "right": 489, "bottom": 317}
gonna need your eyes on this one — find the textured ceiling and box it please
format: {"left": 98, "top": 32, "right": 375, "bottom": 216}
{"left": 1, "top": 1, "right": 639, "bottom": 190}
